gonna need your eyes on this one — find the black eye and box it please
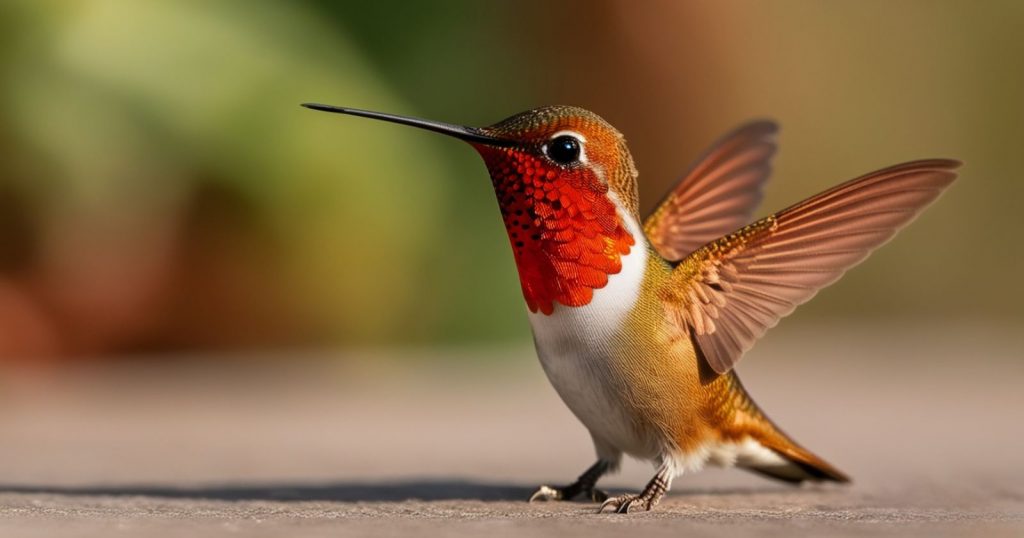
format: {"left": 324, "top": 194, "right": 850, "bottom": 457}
{"left": 547, "top": 135, "right": 581, "bottom": 165}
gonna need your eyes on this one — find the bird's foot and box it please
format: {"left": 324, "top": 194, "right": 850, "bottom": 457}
{"left": 529, "top": 460, "right": 611, "bottom": 504}
{"left": 597, "top": 469, "right": 669, "bottom": 514}
{"left": 529, "top": 484, "right": 608, "bottom": 503}
{"left": 597, "top": 491, "right": 660, "bottom": 514}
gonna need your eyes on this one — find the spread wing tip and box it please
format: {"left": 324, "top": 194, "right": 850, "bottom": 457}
{"left": 672, "top": 157, "right": 961, "bottom": 375}
{"left": 645, "top": 120, "right": 783, "bottom": 261}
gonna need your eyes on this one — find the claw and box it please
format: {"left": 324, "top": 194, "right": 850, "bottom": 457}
{"left": 597, "top": 494, "right": 656, "bottom": 514}
{"left": 597, "top": 495, "right": 621, "bottom": 513}
{"left": 529, "top": 460, "right": 612, "bottom": 505}
{"left": 596, "top": 466, "right": 670, "bottom": 513}
{"left": 528, "top": 485, "right": 563, "bottom": 503}
{"left": 529, "top": 484, "right": 608, "bottom": 504}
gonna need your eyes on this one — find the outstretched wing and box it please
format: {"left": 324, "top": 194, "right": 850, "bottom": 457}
{"left": 643, "top": 121, "right": 778, "bottom": 262}
{"left": 665, "top": 159, "right": 960, "bottom": 375}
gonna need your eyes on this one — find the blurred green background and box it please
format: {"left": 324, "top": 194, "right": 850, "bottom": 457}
{"left": 0, "top": 0, "right": 1020, "bottom": 360}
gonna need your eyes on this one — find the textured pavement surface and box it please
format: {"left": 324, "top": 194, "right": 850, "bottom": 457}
{"left": 0, "top": 323, "right": 1021, "bottom": 537}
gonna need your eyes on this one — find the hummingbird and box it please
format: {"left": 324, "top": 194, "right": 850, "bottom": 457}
{"left": 302, "top": 102, "right": 958, "bottom": 513}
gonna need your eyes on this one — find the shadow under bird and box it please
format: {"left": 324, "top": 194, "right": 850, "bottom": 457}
{"left": 302, "top": 102, "right": 959, "bottom": 513}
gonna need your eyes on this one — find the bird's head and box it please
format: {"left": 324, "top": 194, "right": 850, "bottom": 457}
{"left": 303, "top": 103, "right": 642, "bottom": 314}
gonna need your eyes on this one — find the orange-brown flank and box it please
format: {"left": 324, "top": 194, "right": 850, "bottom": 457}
{"left": 477, "top": 146, "right": 634, "bottom": 314}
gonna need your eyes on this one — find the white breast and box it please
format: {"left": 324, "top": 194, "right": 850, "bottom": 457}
{"left": 527, "top": 206, "right": 654, "bottom": 459}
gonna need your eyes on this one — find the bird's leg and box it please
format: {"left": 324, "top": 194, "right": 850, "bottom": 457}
{"left": 529, "top": 460, "right": 610, "bottom": 503}
{"left": 598, "top": 465, "right": 672, "bottom": 514}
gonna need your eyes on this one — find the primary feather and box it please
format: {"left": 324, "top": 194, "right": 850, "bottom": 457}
{"left": 665, "top": 159, "right": 961, "bottom": 374}
{"left": 644, "top": 121, "right": 778, "bottom": 261}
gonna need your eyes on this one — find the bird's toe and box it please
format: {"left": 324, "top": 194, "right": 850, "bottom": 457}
{"left": 597, "top": 493, "right": 656, "bottom": 514}
{"left": 528, "top": 485, "right": 563, "bottom": 502}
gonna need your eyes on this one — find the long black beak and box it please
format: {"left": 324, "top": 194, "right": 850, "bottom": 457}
{"left": 301, "top": 103, "right": 514, "bottom": 147}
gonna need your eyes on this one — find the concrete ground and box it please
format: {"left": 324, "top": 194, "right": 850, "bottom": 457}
{"left": 0, "top": 323, "right": 1021, "bottom": 537}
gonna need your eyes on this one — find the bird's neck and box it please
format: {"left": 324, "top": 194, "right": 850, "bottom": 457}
{"left": 478, "top": 145, "right": 644, "bottom": 315}
{"left": 525, "top": 205, "right": 654, "bottom": 355}
{"left": 499, "top": 188, "right": 638, "bottom": 314}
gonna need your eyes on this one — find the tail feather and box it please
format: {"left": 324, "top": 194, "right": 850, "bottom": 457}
{"left": 749, "top": 436, "right": 851, "bottom": 484}
{"left": 722, "top": 372, "right": 850, "bottom": 485}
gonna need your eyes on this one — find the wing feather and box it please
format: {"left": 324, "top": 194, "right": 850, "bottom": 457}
{"left": 644, "top": 121, "right": 779, "bottom": 261}
{"left": 665, "top": 159, "right": 960, "bottom": 374}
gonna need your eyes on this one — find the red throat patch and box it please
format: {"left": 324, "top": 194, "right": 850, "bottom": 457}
{"left": 477, "top": 147, "right": 635, "bottom": 315}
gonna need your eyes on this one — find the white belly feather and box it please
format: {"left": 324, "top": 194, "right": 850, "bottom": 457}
{"left": 527, "top": 209, "right": 654, "bottom": 459}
